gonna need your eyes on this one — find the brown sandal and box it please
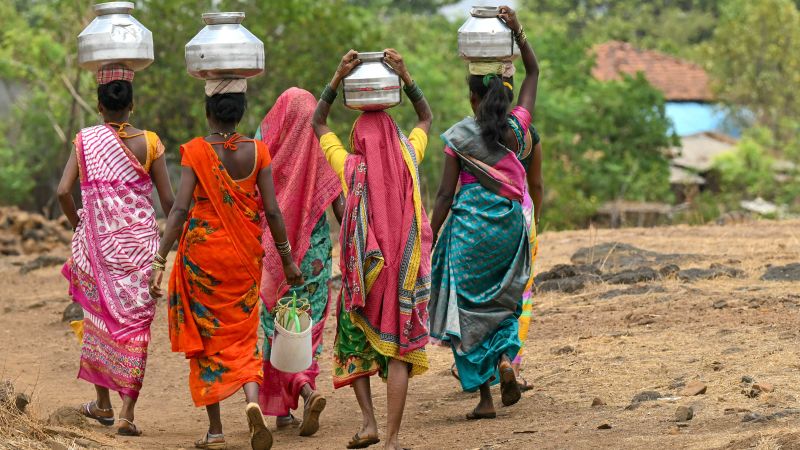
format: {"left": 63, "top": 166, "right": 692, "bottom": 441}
{"left": 299, "top": 392, "right": 326, "bottom": 437}
{"left": 499, "top": 360, "right": 522, "bottom": 407}
{"left": 347, "top": 432, "right": 380, "bottom": 449}
{"left": 80, "top": 401, "right": 115, "bottom": 426}
{"left": 276, "top": 414, "right": 300, "bottom": 429}
{"left": 117, "top": 418, "right": 143, "bottom": 436}
{"left": 194, "top": 432, "right": 226, "bottom": 449}
{"left": 246, "top": 402, "right": 273, "bottom": 450}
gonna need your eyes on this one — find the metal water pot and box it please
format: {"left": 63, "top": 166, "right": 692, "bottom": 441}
{"left": 185, "top": 12, "right": 264, "bottom": 80}
{"left": 458, "top": 6, "right": 519, "bottom": 62}
{"left": 342, "top": 52, "right": 401, "bottom": 111}
{"left": 77, "top": 2, "right": 154, "bottom": 71}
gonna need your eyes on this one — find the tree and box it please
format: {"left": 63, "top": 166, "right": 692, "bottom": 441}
{"left": 706, "top": 0, "right": 800, "bottom": 151}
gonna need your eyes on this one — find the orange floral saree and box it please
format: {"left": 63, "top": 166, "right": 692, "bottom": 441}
{"left": 168, "top": 137, "right": 271, "bottom": 406}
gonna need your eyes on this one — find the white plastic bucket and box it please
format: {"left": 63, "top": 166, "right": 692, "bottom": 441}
{"left": 270, "top": 307, "right": 313, "bottom": 373}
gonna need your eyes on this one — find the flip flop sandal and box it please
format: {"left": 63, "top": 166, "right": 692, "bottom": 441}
{"left": 346, "top": 432, "right": 380, "bottom": 449}
{"left": 194, "top": 432, "right": 226, "bottom": 449}
{"left": 246, "top": 402, "right": 273, "bottom": 450}
{"left": 81, "top": 401, "right": 115, "bottom": 426}
{"left": 499, "top": 361, "right": 522, "bottom": 407}
{"left": 117, "top": 418, "right": 143, "bottom": 437}
{"left": 276, "top": 414, "right": 300, "bottom": 429}
{"left": 518, "top": 377, "right": 534, "bottom": 392}
{"left": 299, "top": 392, "right": 326, "bottom": 437}
{"left": 466, "top": 409, "right": 497, "bottom": 420}
{"left": 450, "top": 363, "right": 460, "bottom": 381}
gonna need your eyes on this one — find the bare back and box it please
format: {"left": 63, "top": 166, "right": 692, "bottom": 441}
{"left": 119, "top": 125, "right": 148, "bottom": 166}
{"left": 204, "top": 136, "right": 258, "bottom": 181}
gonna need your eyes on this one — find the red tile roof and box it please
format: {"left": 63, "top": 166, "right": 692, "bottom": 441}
{"left": 591, "top": 41, "right": 713, "bottom": 102}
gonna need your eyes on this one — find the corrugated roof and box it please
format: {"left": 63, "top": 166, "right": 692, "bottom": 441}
{"left": 592, "top": 41, "right": 713, "bottom": 102}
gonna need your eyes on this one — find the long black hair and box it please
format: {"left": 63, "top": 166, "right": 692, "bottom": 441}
{"left": 206, "top": 93, "right": 247, "bottom": 124}
{"left": 469, "top": 74, "right": 514, "bottom": 150}
{"left": 97, "top": 80, "right": 133, "bottom": 111}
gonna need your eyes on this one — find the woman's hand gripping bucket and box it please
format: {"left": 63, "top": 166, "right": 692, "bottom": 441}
{"left": 270, "top": 293, "right": 314, "bottom": 373}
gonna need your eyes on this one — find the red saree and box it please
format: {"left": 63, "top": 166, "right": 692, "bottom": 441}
{"left": 168, "top": 137, "right": 271, "bottom": 406}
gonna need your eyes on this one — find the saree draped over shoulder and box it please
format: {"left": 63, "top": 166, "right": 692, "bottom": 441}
{"left": 63, "top": 124, "right": 164, "bottom": 399}
{"left": 429, "top": 116, "right": 531, "bottom": 392}
{"left": 168, "top": 137, "right": 270, "bottom": 407}
{"left": 319, "top": 112, "right": 432, "bottom": 388}
{"left": 255, "top": 88, "right": 341, "bottom": 416}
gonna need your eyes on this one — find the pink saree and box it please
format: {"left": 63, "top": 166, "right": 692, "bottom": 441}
{"left": 62, "top": 124, "right": 159, "bottom": 399}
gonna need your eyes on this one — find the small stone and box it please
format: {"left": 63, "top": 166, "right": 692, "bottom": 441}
{"left": 745, "top": 388, "right": 761, "bottom": 399}
{"left": 634, "top": 391, "right": 663, "bottom": 403}
{"left": 754, "top": 382, "right": 774, "bottom": 393}
{"left": 48, "top": 406, "right": 88, "bottom": 428}
{"left": 14, "top": 393, "right": 30, "bottom": 413}
{"left": 669, "top": 377, "right": 686, "bottom": 390}
{"left": 712, "top": 300, "right": 727, "bottom": 309}
{"left": 62, "top": 303, "right": 83, "bottom": 323}
{"left": 597, "top": 423, "right": 612, "bottom": 430}
{"left": 710, "top": 361, "right": 724, "bottom": 372}
{"left": 724, "top": 407, "right": 751, "bottom": 415}
{"left": 28, "top": 301, "right": 47, "bottom": 309}
{"left": 675, "top": 406, "right": 694, "bottom": 422}
{"left": 679, "top": 381, "right": 707, "bottom": 396}
{"left": 550, "top": 345, "right": 575, "bottom": 355}
{"left": 676, "top": 422, "right": 689, "bottom": 428}
{"left": 631, "top": 391, "right": 662, "bottom": 403}
{"left": 742, "top": 412, "right": 768, "bottom": 423}
{"left": 591, "top": 397, "right": 606, "bottom": 407}
{"left": 741, "top": 376, "right": 755, "bottom": 384}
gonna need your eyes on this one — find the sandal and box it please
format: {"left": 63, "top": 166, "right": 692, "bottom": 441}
{"left": 450, "top": 363, "right": 460, "bottom": 381}
{"left": 194, "top": 432, "right": 226, "bottom": 449}
{"left": 80, "top": 401, "right": 115, "bottom": 426}
{"left": 299, "top": 392, "right": 326, "bottom": 437}
{"left": 499, "top": 360, "right": 522, "bottom": 407}
{"left": 466, "top": 409, "right": 497, "bottom": 420}
{"left": 518, "top": 376, "right": 534, "bottom": 392}
{"left": 276, "top": 414, "right": 300, "bottom": 429}
{"left": 117, "top": 418, "right": 143, "bottom": 436}
{"left": 347, "top": 432, "right": 380, "bottom": 449}
{"left": 246, "top": 402, "right": 273, "bottom": 450}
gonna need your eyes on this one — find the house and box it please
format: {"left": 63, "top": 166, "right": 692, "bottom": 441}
{"left": 592, "top": 41, "right": 745, "bottom": 203}
{"left": 592, "top": 41, "right": 736, "bottom": 137}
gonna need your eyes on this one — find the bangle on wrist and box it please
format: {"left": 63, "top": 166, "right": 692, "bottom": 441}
{"left": 321, "top": 85, "right": 337, "bottom": 104}
{"left": 403, "top": 81, "right": 424, "bottom": 103}
{"left": 514, "top": 27, "right": 527, "bottom": 46}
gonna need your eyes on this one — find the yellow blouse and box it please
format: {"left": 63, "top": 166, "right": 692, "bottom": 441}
{"left": 320, "top": 128, "right": 429, "bottom": 191}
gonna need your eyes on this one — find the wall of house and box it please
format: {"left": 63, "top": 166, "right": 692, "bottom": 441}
{"left": 665, "top": 102, "right": 740, "bottom": 137}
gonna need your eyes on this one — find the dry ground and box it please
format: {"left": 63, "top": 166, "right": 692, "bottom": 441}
{"left": 3, "top": 220, "right": 800, "bottom": 449}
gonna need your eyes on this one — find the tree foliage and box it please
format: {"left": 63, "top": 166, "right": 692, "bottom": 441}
{"left": 706, "top": 0, "right": 800, "bottom": 150}
{"left": 1, "top": 0, "right": 684, "bottom": 229}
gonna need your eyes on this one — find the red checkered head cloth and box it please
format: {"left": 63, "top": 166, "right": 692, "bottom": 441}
{"left": 96, "top": 64, "right": 135, "bottom": 85}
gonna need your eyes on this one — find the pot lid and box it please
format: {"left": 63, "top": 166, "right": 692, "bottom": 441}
{"left": 202, "top": 12, "right": 245, "bottom": 25}
{"left": 470, "top": 6, "right": 500, "bottom": 18}
{"left": 94, "top": 2, "right": 135, "bottom": 16}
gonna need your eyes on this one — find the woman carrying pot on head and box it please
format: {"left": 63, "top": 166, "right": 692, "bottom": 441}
{"left": 428, "top": 5, "right": 540, "bottom": 420}
{"left": 312, "top": 49, "right": 433, "bottom": 450}
{"left": 254, "top": 87, "right": 344, "bottom": 437}
{"left": 58, "top": 64, "right": 175, "bottom": 437}
{"left": 148, "top": 79, "right": 304, "bottom": 450}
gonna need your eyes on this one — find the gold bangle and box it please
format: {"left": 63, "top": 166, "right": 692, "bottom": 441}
{"left": 151, "top": 261, "right": 165, "bottom": 272}
{"left": 154, "top": 253, "right": 167, "bottom": 264}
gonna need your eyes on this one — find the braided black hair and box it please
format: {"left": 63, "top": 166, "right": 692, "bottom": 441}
{"left": 468, "top": 74, "right": 514, "bottom": 151}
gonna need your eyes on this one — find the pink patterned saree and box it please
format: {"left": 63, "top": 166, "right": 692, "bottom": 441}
{"left": 62, "top": 124, "right": 159, "bottom": 399}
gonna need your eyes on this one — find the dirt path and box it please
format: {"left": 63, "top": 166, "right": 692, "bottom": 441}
{"left": 3, "top": 221, "right": 800, "bottom": 449}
